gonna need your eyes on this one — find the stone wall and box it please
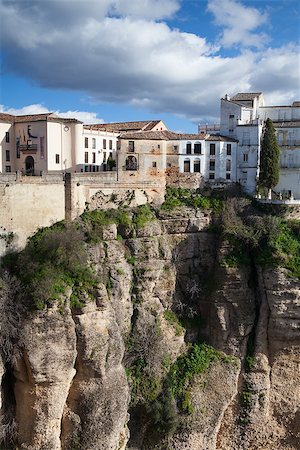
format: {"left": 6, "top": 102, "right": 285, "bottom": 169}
{"left": 0, "top": 172, "right": 165, "bottom": 256}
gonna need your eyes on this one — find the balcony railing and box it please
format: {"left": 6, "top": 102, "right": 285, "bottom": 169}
{"left": 19, "top": 144, "right": 38, "bottom": 153}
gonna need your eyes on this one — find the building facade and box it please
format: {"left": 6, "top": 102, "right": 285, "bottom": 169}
{"left": 200, "top": 93, "right": 300, "bottom": 198}
{"left": 117, "top": 130, "right": 238, "bottom": 185}
{"left": 0, "top": 114, "right": 167, "bottom": 176}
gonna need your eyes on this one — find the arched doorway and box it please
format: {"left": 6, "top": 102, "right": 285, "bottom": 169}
{"left": 25, "top": 156, "right": 35, "bottom": 176}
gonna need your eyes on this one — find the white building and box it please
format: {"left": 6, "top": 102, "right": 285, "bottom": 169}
{"left": 200, "top": 93, "right": 300, "bottom": 198}
{"left": 0, "top": 113, "right": 167, "bottom": 176}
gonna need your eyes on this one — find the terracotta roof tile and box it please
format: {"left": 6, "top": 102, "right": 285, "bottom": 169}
{"left": 0, "top": 113, "right": 15, "bottom": 123}
{"left": 231, "top": 93, "right": 262, "bottom": 101}
{"left": 84, "top": 120, "right": 163, "bottom": 132}
{"left": 119, "top": 130, "right": 237, "bottom": 142}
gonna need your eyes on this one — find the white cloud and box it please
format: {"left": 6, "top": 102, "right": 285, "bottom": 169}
{"left": 0, "top": 104, "right": 104, "bottom": 124}
{"left": 207, "top": 0, "right": 269, "bottom": 48}
{"left": 0, "top": 0, "right": 299, "bottom": 123}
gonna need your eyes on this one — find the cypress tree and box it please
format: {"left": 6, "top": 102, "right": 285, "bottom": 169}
{"left": 259, "top": 118, "right": 280, "bottom": 197}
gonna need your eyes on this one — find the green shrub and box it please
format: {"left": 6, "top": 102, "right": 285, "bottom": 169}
{"left": 161, "top": 187, "right": 223, "bottom": 212}
{"left": 148, "top": 389, "right": 178, "bottom": 435}
{"left": 133, "top": 204, "right": 156, "bottom": 229}
{"left": 7, "top": 223, "right": 95, "bottom": 310}
{"left": 168, "top": 344, "right": 236, "bottom": 412}
{"left": 163, "top": 310, "right": 184, "bottom": 336}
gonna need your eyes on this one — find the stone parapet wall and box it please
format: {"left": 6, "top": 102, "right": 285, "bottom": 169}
{"left": 0, "top": 172, "right": 166, "bottom": 256}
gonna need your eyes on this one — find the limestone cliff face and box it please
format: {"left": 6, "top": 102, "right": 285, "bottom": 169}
{"left": 0, "top": 207, "right": 299, "bottom": 450}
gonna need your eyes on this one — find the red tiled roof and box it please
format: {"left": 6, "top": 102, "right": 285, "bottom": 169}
{"left": 119, "top": 130, "right": 237, "bottom": 142}
{"left": 0, "top": 113, "right": 15, "bottom": 123}
{"left": 0, "top": 112, "right": 82, "bottom": 124}
{"left": 231, "top": 93, "right": 262, "bottom": 101}
{"left": 84, "top": 120, "right": 163, "bottom": 132}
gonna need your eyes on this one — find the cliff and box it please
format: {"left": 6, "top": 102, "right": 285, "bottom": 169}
{"left": 0, "top": 193, "right": 299, "bottom": 450}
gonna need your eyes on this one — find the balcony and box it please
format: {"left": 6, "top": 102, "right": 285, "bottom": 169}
{"left": 19, "top": 144, "right": 38, "bottom": 153}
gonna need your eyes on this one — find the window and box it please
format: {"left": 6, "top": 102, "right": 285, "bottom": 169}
{"left": 5, "top": 165, "right": 11, "bottom": 173}
{"left": 5, "top": 132, "right": 9, "bottom": 143}
{"left": 229, "top": 114, "right": 234, "bottom": 119}
{"left": 103, "top": 151, "right": 107, "bottom": 162}
{"left": 109, "top": 140, "right": 112, "bottom": 150}
{"left": 186, "top": 143, "right": 192, "bottom": 154}
{"left": 5, "top": 150, "right": 10, "bottom": 162}
{"left": 40, "top": 137, "right": 45, "bottom": 159}
{"left": 152, "top": 161, "right": 157, "bottom": 168}
{"left": 226, "top": 173, "right": 231, "bottom": 180}
{"left": 85, "top": 152, "right": 88, "bottom": 163}
{"left": 210, "top": 143, "right": 216, "bottom": 155}
{"left": 194, "top": 159, "right": 201, "bottom": 173}
{"left": 209, "top": 173, "right": 215, "bottom": 180}
{"left": 85, "top": 137, "right": 88, "bottom": 148}
{"left": 92, "top": 138, "right": 96, "bottom": 149}
{"left": 227, "top": 144, "right": 231, "bottom": 155}
{"left": 243, "top": 153, "right": 248, "bottom": 162}
{"left": 173, "top": 145, "right": 178, "bottom": 151}
{"left": 194, "top": 143, "right": 201, "bottom": 154}
{"left": 55, "top": 154, "right": 60, "bottom": 164}
{"left": 158, "top": 144, "right": 160, "bottom": 149}
{"left": 209, "top": 160, "right": 215, "bottom": 171}
{"left": 226, "top": 159, "right": 231, "bottom": 171}
{"left": 128, "top": 141, "right": 135, "bottom": 152}
{"left": 184, "top": 159, "right": 190, "bottom": 172}
{"left": 92, "top": 152, "right": 96, "bottom": 163}
{"left": 84, "top": 165, "right": 88, "bottom": 172}
{"left": 16, "top": 138, "right": 20, "bottom": 159}
{"left": 103, "top": 139, "right": 107, "bottom": 149}
{"left": 125, "top": 155, "right": 137, "bottom": 171}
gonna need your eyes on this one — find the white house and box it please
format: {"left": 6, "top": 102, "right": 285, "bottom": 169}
{"left": 0, "top": 114, "right": 168, "bottom": 176}
{"left": 200, "top": 93, "right": 300, "bottom": 198}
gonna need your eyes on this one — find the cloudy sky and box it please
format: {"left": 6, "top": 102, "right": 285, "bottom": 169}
{"left": 0, "top": 0, "right": 299, "bottom": 132}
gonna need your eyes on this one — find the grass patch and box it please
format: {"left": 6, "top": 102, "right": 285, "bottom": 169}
{"left": 161, "top": 187, "right": 223, "bottom": 212}
{"left": 163, "top": 310, "right": 184, "bottom": 336}
{"left": 133, "top": 204, "right": 156, "bottom": 229}
{"left": 168, "top": 343, "right": 237, "bottom": 413}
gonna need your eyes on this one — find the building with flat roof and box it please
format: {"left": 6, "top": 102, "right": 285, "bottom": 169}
{"left": 199, "top": 93, "right": 300, "bottom": 198}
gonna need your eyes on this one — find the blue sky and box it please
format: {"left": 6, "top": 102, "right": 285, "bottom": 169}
{"left": 0, "top": 0, "right": 299, "bottom": 132}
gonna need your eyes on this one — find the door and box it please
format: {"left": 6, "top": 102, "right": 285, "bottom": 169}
{"left": 25, "top": 155, "right": 35, "bottom": 175}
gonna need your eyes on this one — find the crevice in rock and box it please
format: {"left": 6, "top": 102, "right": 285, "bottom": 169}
{"left": 59, "top": 310, "right": 79, "bottom": 450}
{"left": 0, "top": 363, "right": 18, "bottom": 450}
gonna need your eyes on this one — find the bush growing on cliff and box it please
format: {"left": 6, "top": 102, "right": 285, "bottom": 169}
{"left": 0, "top": 272, "right": 24, "bottom": 364}
{"left": 7, "top": 223, "right": 95, "bottom": 310}
{"left": 161, "top": 187, "right": 223, "bottom": 212}
{"left": 168, "top": 344, "right": 236, "bottom": 413}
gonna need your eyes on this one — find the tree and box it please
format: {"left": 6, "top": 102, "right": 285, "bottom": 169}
{"left": 259, "top": 118, "right": 280, "bottom": 198}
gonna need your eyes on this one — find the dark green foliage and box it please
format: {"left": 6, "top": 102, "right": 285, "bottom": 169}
{"left": 259, "top": 118, "right": 280, "bottom": 191}
{"left": 221, "top": 198, "right": 300, "bottom": 278}
{"left": 168, "top": 344, "right": 236, "bottom": 413}
{"left": 5, "top": 223, "right": 95, "bottom": 310}
{"left": 79, "top": 205, "right": 155, "bottom": 241}
{"left": 163, "top": 310, "right": 184, "bottom": 336}
{"left": 161, "top": 187, "right": 223, "bottom": 212}
{"left": 132, "top": 204, "right": 156, "bottom": 229}
{"left": 107, "top": 156, "right": 116, "bottom": 170}
{"left": 148, "top": 389, "right": 178, "bottom": 434}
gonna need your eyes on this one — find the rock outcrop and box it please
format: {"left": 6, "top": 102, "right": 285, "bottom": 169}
{"left": 0, "top": 207, "right": 299, "bottom": 449}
